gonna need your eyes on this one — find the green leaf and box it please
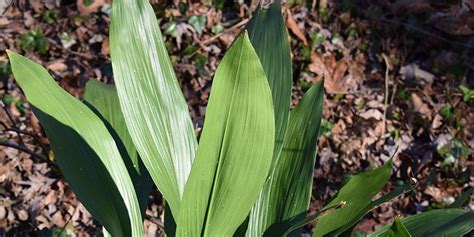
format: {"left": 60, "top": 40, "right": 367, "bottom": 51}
{"left": 369, "top": 209, "right": 474, "bottom": 237}
{"left": 188, "top": 15, "right": 206, "bottom": 35}
{"left": 7, "top": 51, "right": 143, "bottom": 236}
{"left": 313, "top": 160, "right": 393, "bottom": 237}
{"left": 336, "top": 183, "right": 416, "bottom": 236}
{"left": 247, "top": 0, "right": 292, "bottom": 166}
{"left": 83, "top": 79, "right": 153, "bottom": 213}
{"left": 110, "top": 0, "right": 198, "bottom": 217}
{"left": 384, "top": 217, "right": 411, "bottom": 237}
{"left": 245, "top": 1, "right": 294, "bottom": 234}
{"left": 263, "top": 201, "right": 344, "bottom": 236}
{"left": 176, "top": 33, "right": 275, "bottom": 236}
{"left": 247, "top": 81, "right": 324, "bottom": 236}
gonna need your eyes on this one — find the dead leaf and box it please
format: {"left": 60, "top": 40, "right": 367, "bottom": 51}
{"left": 424, "top": 186, "right": 443, "bottom": 203}
{"left": 101, "top": 37, "right": 109, "bottom": 56}
{"left": 18, "top": 210, "right": 28, "bottom": 221}
{"left": 0, "top": 17, "right": 10, "bottom": 26}
{"left": 285, "top": 8, "right": 308, "bottom": 46}
{"left": 410, "top": 93, "right": 432, "bottom": 119}
{"left": 309, "top": 53, "right": 351, "bottom": 93}
{"left": 359, "top": 109, "right": 384, "bottom": 120}
{"left": 0, "top": 0, "right": 12, "bottom": 15}
{"left": 24, "top": 11, "right": 35, "bottom": 27}
{"left": 400, "top": 63, "right": 434, "bottom": 84}
{"left": 432, "top": 114, "right": 443, "bottom": 129}
{"left": 47, "top": 61, "right": 67, "bottom": 73}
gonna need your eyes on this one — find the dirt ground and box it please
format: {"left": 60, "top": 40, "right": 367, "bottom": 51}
{"left": 0, "top": 0, "right": 473, "bottom": 236}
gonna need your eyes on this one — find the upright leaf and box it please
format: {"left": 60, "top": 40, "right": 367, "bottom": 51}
{"left": 110, "top": 0, "right": 198, "bottom": 216}
{"left": 313, "top": 160, "right": 393, "bottom": 236}
{"left": 247, "top": 0, "right": 292, "bottom": 164}
{"left": 83, "top": 79, "right": 153, "bottom": 213}
{"left": 176, "top": 33, "right": 275, "bottom": 236}
{"left": 369, "top": 209, "right": 474, "bottom": 237}
{"left": 247, "top": 81, "right": 324, "bottom": 236}
{"left": 245, "top": 2, "right": 296, "bottom": 235}
{"left": 384, "top": 217, "right": 411, "bottom": 237}
{"left": 8, "top": 51, "right": 143, "bottom": 236}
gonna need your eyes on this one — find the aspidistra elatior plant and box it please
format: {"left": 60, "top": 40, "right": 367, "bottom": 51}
{"left": 7, "top": 0, "right": 474, "bottom": 236}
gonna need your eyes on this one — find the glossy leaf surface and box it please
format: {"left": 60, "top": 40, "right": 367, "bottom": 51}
{"left": 177, "top": 33, "right": 275, "bottom": 236}
{"left": 110, "top": 0, "right": 198, "bottom": 217}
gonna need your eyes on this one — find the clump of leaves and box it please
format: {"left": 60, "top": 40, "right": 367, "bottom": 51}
{"left": 17, "top": 29, "right": 50, "bottom": 55}
{"left": 6, "top": 0, "right": 473, "bottom": 236}
{"left": 42, "top": 10, "right": 57, "bottom": 24}
{"left": 459, "top": 85, "right": 474, "bottom": 102}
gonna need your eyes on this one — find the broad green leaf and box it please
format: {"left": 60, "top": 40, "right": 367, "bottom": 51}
{"left": 369, "top": 209, "right": 474, "bottom": 237}
{"left": 337, "top": 183, "right": 415, "bottom": 236}
{"left": 83, "top": 79, "right": 153, "bottom": 213}
{"left": 247, "top": 81, "right": 324, "bottom": 236}
{"left": 313, "top": 160, "right": 393, "bottom": 237}
{"left": 264, "top": 183, "right": 414, "bottom": 236}
{"left": 384, "top": 217, "right": 411, "bottom": 237}
{"left": 110, "top": 0, "right": 198, "bottom": 217}
{"left": 247, "top": 0, "right": 292, "bottom": 167}
{"left": 176, "top": 33, "right": 275, "bottom": 236}
{"left": 245, "top": 1, "right": 295, "bottom": 235}
{"left": 8, "top": 51, "right": 143, "bottom": 236}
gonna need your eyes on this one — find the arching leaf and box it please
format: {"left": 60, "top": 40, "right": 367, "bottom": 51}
{"left": 8, "top": 51, "right": 143, "bottom": 236}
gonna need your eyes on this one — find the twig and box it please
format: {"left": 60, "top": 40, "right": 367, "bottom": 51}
{"left": 381, "top": 53, "right": 390, "bottom": 135}
{"left": 0, "top": 140, "right": 56, "bottom": 168}
{"left": 1, "top": 101, "right": 24, "bottom": 145}
{"left": 4, "top": 126, "right": 47, "bottom": 151}
{"left": 201, "top": 19, "right": 249, "bottom": 45}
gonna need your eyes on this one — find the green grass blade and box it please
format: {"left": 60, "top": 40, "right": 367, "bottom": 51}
{"left": 176, "top": 33, "right": 275, "bottom": 236}
{"left": 247, "top": 81, "right": 324, "bottom": 236}
{"left": 313, "top": 160, "right": 393, "bottom": 237}
{"left": 369, "top": 209, "right": 474, "bottom": 237}
{"left": 247, "top": 0, "right": 292, "bottom": 164}
{"left": 83, "top": 79, "right": 153, "bottom": 213}
{"left": 7, "top": 51, "right": 143, "bottom": 236}
{"left": 110, "top": 0, "right": 198, "bottom": 217}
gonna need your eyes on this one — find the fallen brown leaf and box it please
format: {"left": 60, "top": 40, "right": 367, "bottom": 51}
{"left": 285, "top": 8, "right": 308, "bottom": 46}
{"left": 47, "top": 61, "right": 67, "bottom": 73}
{"left": 309, "top": 53, "right": 351, "bottom": 93}
{"left": 410, "top": 93, "right": 432, "bottom": 119}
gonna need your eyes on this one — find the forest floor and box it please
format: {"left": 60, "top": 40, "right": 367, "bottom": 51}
{"left": 0, "top": 0, "right": 473, "bottom": 236}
